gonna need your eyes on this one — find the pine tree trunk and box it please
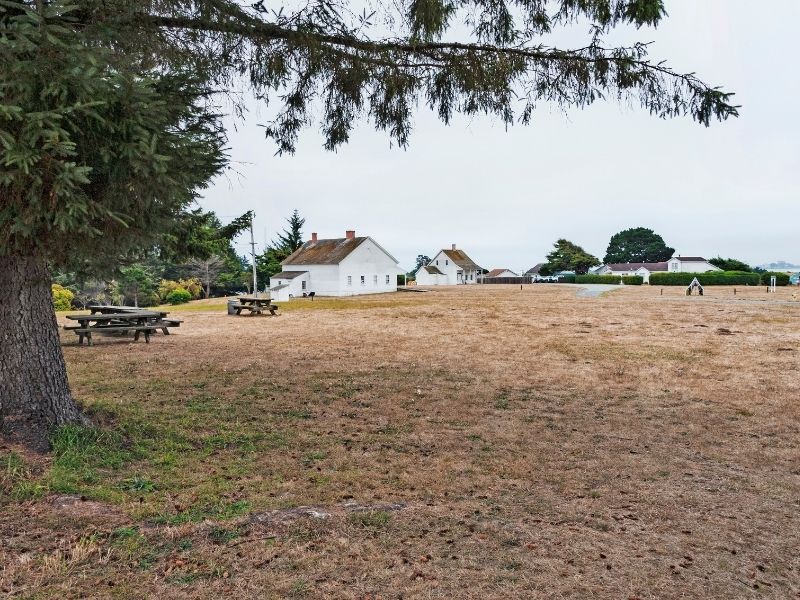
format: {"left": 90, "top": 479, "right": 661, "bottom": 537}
{"left": 0, "top": 255, "right": 87, "bottom": 451}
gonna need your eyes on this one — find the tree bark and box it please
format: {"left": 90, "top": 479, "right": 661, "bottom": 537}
{"left": 0, "top": 255, "right": 87, "bottom": 451}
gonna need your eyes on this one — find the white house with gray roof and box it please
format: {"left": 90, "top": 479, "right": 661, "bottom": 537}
{"left": 414, "top": 245, "right": 482, "bottom": 285}
{"left": 597, "top": 255, "right": 721, "bottom": 283}
{"left": 268, "top": 230, "right": 403, "bottom": 301}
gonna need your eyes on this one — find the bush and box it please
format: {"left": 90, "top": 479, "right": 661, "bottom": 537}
{"left": 760, "top": 272, "right": 790, "bottom": 286}
{"left": 649, "top": 271, "right": 761, "bottom": 286}
{"left": 555, "top": 274, "right": 576, "bottom": 283}
{"left": 575, "top": 274, "right": 643, "bottom": 285}
{"left": 166, "top": 288, "right": 192, "bottom": 305}
{"left": 52, "top": 284, "right": 74, "bottom": 311}
{"left": 158, "top": 278, "right": 202, "bottom": 300}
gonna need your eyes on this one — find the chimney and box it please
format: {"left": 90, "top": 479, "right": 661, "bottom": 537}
{"left": 311, "top": 232, "right": 318, "bottom": 242}
{"left": 452, "top": 243, "right": 457, "bottom": 250}
{"left": 346, "top": 230, "right": 355, "bottom": 240}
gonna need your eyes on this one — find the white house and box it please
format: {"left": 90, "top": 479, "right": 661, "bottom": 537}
{"left": 598, "top": 255, "right": 721, "bottom": 283}
{"left": 484, "top": 268, "right": 519, "bottom": 278}
{"left": 415, "top": 245, "right": 482, "bottom": 285}
{"left": 666, "top": 256, "right": 721, "bottom": 274}
{"left": 268, "top": 230, "right": 402, "bottom": 301}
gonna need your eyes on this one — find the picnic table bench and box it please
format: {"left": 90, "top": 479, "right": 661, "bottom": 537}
{"left": 64, "top": 308, "right": 182, "bottom": 345}
{"left": 232, "top": 296, "right": 279, "bottom": 316}
{"left": 86, "top": 305, "right": 183, "bottom": 334}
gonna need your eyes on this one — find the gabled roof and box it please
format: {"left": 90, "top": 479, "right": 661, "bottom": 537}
{"left": 271, "top": 271, "right": 308, "bottom": 279}
{"left": 485, "top": 268, "right": 517, "bottom": 278}
{"left": 440, "top": 248, "right": 480, "bottom": 270}
{"left": 269, "top": 284, "right": 289, "bottom": 291}
{"left": 673, "top": 256, "right": 709, "bottom": 262}
{"left": 525, "top": 263, "right": 544, "bottom": 275}
{"left": 606, "top": 261, "right": 669, "bottom": 272}
{"left": 423, "top": 265, "right": 445, "bottom": 275}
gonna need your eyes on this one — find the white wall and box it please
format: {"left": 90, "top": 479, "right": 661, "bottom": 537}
{"left": 415, "top": 267, "right": 447, "bottom": 286}
{"left": 669, "top": 259, "right": 720, "bottom": 273}
{"left": 338, "top": 238, "right": 400, "bottom": 296}
{"left": 269, "top": 273, "right": 309, "bottom": 301}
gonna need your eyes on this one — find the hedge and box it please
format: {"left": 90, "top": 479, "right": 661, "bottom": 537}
{"left": 555, "top": 274, "right": 576, "bottom": 283}
{"left": 649, "top": 271, "right": 760, "bottom": 286}
{"left": 760, "top": 272, "right": 790, "bottom": 286}
{"left": 575, "top": 274, "right": 643, "bottom": 285}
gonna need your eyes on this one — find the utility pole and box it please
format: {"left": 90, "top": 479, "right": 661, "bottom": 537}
{"left": 249, "top": 215, "right": 259, "bottom": 298}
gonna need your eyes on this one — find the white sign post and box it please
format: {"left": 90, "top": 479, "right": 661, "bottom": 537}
{"left": 769, "top": 275, "right": 777, "bottom": 293}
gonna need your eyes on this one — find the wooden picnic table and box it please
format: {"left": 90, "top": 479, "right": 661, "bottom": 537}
{"left": 86, "top": 305, "right": 182, "bottom": 333}
{"left": 232, "top": 296, "right": 279, "bottom": 316}
{"left": 88, "top": 305, "right": 169, "bottom": 318}
{"left": 64, "top": 308, "right": 183, "bottom": 345}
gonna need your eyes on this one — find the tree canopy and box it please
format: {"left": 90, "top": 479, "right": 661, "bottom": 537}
{"left": 544, "top": 239, "right": 599, "bottom": 274}
{"left": 603, "top": 227, "right": 674, "bottom": 264}
{"left": 708, "top": 256, "right": 752, "bottom": 272}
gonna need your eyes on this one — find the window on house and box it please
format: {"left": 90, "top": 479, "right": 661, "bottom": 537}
{"left": 347, "top": 276, "right": 352, "bottom": 286}
{"left": 373, "top": 275, "right": 378, "bottom": 285}
{"left": 445, "top": 260, "right": 449, "bottom": 265}
{"left": 302, "top": 280, "right": 307, "bottom": 290}
{"left": 360, "top": 275, "right": 365, "bottom": 285}
{"left": 435, "top": 260, "right": 438, "bottom": 265}
{"left": 385, "top": 275, "right": 390, "bottom": 284}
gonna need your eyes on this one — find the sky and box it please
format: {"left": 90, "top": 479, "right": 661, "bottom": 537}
{"left": 198, "top": 0, "right": 800, "bottom": 273}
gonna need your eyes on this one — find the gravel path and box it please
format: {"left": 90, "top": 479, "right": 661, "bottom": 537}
{"left": 574, "top": 284, "right": 622, "bottom": 298}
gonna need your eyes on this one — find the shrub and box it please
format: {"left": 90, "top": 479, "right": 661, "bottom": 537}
{"left": 159, "top": 278, "right": 203, "bottom": 301}
{"left": 649, "top": 271, "right": 761, "bottom": 286}
{"left": 52, "top": 284, "right": 74, "bottom": 311}
{"left": 166, "top": 288, "right": 192, "bottom": 305}
{"left": 575, "top": 274, "right": 643, "bottom": 285}
{"left": 555, "top": 274, "right": 576, "bottom": 283}
{"left": 760, "top": 272, "right": 790, "bottom": 286}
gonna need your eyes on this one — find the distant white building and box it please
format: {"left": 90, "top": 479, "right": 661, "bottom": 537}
{"left": 597, "top": 255, "right": 721, "bottom": 283}
{"left": 415, "top": 245, "right": 482, "bottom": 285}
{"left": 484, "top": 268, "right": 519, "bottom": 278}
{"left": 269, "top": 230, "right": 402, "bottom": 301}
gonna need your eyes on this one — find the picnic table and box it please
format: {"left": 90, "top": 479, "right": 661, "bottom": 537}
{"left": 86, "top": 305, "right": 182, "bottom": 334}
{"left": 232, "top": 296, "right": 279, "bottom": 316}
{"left": 64, "top": 308, "right": 182, "bottom": 345}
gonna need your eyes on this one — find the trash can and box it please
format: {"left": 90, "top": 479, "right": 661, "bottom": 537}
{"left": 227, "top": 299, "right": 239, "bottom": 315}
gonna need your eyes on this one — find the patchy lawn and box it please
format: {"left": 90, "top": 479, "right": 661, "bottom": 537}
{"left": 3, "top": 284, "right": 800, "bottom": 598}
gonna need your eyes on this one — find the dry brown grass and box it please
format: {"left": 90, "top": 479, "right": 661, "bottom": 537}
{"left": 3, "top": 284, "right": 800, "bottom": 598}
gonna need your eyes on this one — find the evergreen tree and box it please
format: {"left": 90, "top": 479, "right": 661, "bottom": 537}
{"left": 273, "top": 210, "right": 305, "bottom": 254}
{"left": 544, "top": 239, "right": 599, "bottom": 275}
{"left": 604, "top": 227, "right": 674, "bottom": 263}
{"left": 709, "top": 257, "right": 752, "bottom": 272}
{"left": 414, "top": 255, "right": 432, "bottom": 272}
{"left": 1, "top": 0, "right": 738, "bottom": 448}
{"left": 257, "top": 210, "right": 306, "bottom": 280}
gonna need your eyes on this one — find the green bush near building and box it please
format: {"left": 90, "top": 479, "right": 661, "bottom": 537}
{"left": 575, "top": 274, "right": 643, "bottom": 285}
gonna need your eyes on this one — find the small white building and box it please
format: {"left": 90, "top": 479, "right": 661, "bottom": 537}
{"left": 269, "top": 230, "right": 402, "bottom": 301}
{"left": 484, "top": 268, "right": 519, "bottom": 279}
{"left": 414, "top": 245, "right": 482, "bottom": 285}
{"left": 598, "top": 255, "right": 721, "bottom": 283}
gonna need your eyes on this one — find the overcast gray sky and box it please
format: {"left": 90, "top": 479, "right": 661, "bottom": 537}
{"left": 199, "top": 0, "right": 799, "bottom": 272}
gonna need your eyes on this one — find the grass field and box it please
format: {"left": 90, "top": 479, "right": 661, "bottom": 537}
{"left": 2, "top": 284, "right": 799, "bottom": 598}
